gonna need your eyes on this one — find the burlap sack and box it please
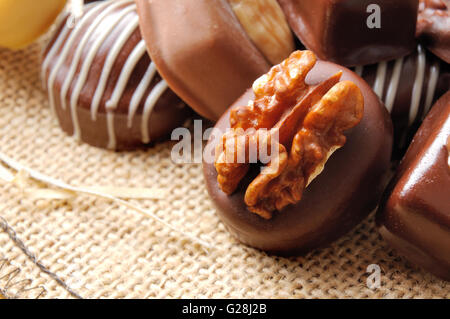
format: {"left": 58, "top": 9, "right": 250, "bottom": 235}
{"left": 0, "top": 30, "right": 448, "bottom": 300}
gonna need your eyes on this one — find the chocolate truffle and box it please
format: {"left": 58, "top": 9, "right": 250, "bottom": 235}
{"left": 42, "top": 0, "right": 190, "bottom": 150}
{"left": 203, "top": 52, "right": 393, "bottom": 254}
{"left": 135, "top": 0, "right": 271, "bottom": 120}
{"left": 277, "top": 0, "right": 419, "bottom": 66}
{"left": 355, "top": 45, "right": 450, "bottom": 155}
{"left": 417, "top": 0, "right": 450, "bottom": 64}
{"left": 377, "top": 91, "right": 450, "bottom": 280}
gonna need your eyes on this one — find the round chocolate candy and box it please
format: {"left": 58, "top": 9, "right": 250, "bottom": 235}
{"left": 355, "top": 45, "right": 450, "bottom": 156}
{"left": 203, "top": 57, "right": 393, "bottom": 255}
{"left": 42, "top": 0, "right": 190, "bottom": 150}
{"left": 377, "top": 91, "right": 450, "bottom": 280}
{"left": 135, "top": 0, "right": 295, "bottom": 121}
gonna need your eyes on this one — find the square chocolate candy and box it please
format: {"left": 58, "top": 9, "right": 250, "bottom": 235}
{"left": 278, "top": 0, "right": 419, "bottom": 66}
{"left": 377, "top": 91, "right": 450, "bottom": 280}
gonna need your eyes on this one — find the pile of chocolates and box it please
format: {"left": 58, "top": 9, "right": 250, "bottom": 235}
{"left": 1, "top": 0, "right": 449, "bottom": 280}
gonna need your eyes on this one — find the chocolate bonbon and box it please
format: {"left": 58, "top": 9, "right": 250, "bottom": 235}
{"left": 277, "top": 0, "right": 419, "bottom": 66}
{"left": 226, "top": 0, "right": 295, "bottom": 64}
{"left": 355, "top": 45, "right": 450, "bottom": 154}
{"left": 417, "top": 0, "right": 450, "bottom": 64}
{"left": 203, "top": 51, "right": 393, "bottom": 254}
{"left": 377, "top": 91, "right": 450, "bottom": 280}
{"left": 42, "top": 0, "right": 190, "bottom": 150}
{"left": 136, "top": 0, "right": 272, "bottom": 120}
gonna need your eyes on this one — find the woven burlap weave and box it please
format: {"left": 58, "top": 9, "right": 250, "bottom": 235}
{"left": 0, "top": 39, "right": 448, "bottom": 299}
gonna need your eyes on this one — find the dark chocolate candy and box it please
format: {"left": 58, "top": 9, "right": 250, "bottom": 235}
{"left": 42, "top": 0, "right": 190, "bottom": 150}
{"left": 417, "top": 0, "right": 450, "bottom": 64}
{"left": 355, "top": 45, "right": 450, "bottom": 156}
{"left": 135, "top": 0, "right": 270, "bottom": 121}
{"left": 377, "top": 91, "right": 450, "bottom": 280}
{"left": 277, "top": 0, "right": 419, "bottom": 66}
{"left": 203, "top": 61, "right": 393, "bottom": 255}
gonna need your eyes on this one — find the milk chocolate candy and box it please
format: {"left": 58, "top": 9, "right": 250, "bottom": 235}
{"left": 136, "top": 0, "right": 273, "bottom": 121}
{"left": 417, "top": 0, "right": 450, "bottom": 64}
{"left": 355, "top": 45, "right": 450, "bottom": 156}
{"left": 277, "top": 0, "right": 419, "bottom": 66}
{"left": 42, "top": 0, "right": 190, "bottom": 150}
{"left": 377, "top": 91, "right": 450, "bottom": 280}
{"left": 203, "top": 52, "right": 393, "bottom": 254}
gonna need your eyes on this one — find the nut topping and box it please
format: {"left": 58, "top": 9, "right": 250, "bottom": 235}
{"left": 215, "top": 51, "right": 364, "bottom": 219}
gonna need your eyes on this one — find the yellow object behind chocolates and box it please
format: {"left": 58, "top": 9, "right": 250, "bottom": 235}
{"left": 0, "top": 0, "right": 67, "bottom": 50}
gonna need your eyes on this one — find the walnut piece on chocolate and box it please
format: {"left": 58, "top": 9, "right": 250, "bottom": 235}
{"left": 215, "top": 51, "right": 364, "bottom": 219}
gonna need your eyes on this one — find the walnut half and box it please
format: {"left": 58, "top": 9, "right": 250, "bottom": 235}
{"left": 215, "top": 51, "right": 364, "bottom": 219}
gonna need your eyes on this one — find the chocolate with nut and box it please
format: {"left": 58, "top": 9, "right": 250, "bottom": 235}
{"left": 417, "top": 0, "right": 450, "bottom": 63}
{"left": 136, "top": 0, "right": 272, "bottom": 120}
{"left": 215, "top": 51, "right": 364, "bottom": 219}
{"left": 203, "top": 51, "right": 393, "bottom": 254}
{"left": 377, "top": 91, "right": 450, "bottom": 280}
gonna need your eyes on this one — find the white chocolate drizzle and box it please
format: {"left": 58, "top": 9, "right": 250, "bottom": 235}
{"left": 128, "top": 62, "right": 157, "bottom": 128}
{"left": 141, "top": 80, "right": 168, "bottom": 144}
{"left": 42, "top": 0, "right": 168, "bottom": 150}
{"left": 423, "top": 61, "right": 440, "bottom": 119}
{"left": 354, "top": 45, "right": 440, "bottom": 127}
{"left": 354, "top": 66, "right": 363, "bottom": 77}
{"left": 409, "top": 45, "right": 426, "bottom": 126}
{"left": 107, "top": 111, "right": 116, "bottom": 150}
{"left": 91, "top": 15, "right": 140, "bottom": 120}
{"left": 384, "top": 57, "right": 403, "bottom": 113}
{"left": 373, "top": 61, "right": 387, "bottom": 98}
{"left": 43, "top": 1, "right": 111, "bottom": 115}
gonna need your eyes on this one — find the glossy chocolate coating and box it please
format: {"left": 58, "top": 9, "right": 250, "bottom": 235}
{"left": 356, "top": 45, "right": 450, "bottom": 156}
{"left": 203, "top": 61, "right": 393, "bottom": 255}
{"left": 277, "top": 0, "right": 419, "bottom": 66}
{"left": 377, "top": 91, "right": 450, "bottom": 280}
{"left": 135, "top": 0, "right": 270, "bottom": 121}
{"left": 42, "top": 1, "right": 190, "bottom": 150}
{"left": 417, "top": 0, "right": 450, "bottom": 64}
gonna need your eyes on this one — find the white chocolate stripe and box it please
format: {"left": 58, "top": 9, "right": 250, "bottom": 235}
{"left": 384, "top": 57, "right": 404, "bottom": 113}
{"left": 41, "top": 1, "right": 98, "bottom": 85}
{"left": 45, "top": 0, "right": 169, "bottom": 149}
{"left": 107, "top": 112, "right": 116, "bottom": 150}
{"left": 354, "top": 66, "right": 363, "bottom": 77}
{"left": 423, "top": 61, "right": 440, "bottom": 119}
{"left": 128, "top": 62, "right": 157, "bottom": 128}
{"left": 42, "top": 16, "right": 71, "bottom": 87}
{"left": 42, "top": 22, "right": 71, "bottom": 114}
{"left": 354, "top": 46, "right": 433, "bottom": 128}
{"left": 69, "top": 4, "right": 136, "bottom": 140}
{"left": 91, "top": 15, "right": 140, "bottom": 120}
{"left": 408, "top": 45, "right": 426, "bottom": 125}
{"left": 373, "top": 61, "right": 387, "bottom": 98}
{"left": 45, "top": 1, "right": 113, "bottom": 115}
{"left": 141, "top": 80, "right": 168, "bottom": 144}
{"left": 106, "top": 40, "right": 147, "bottom": 112}
{"left": 52, "top": 0, "right": 130, "bottom": 112}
